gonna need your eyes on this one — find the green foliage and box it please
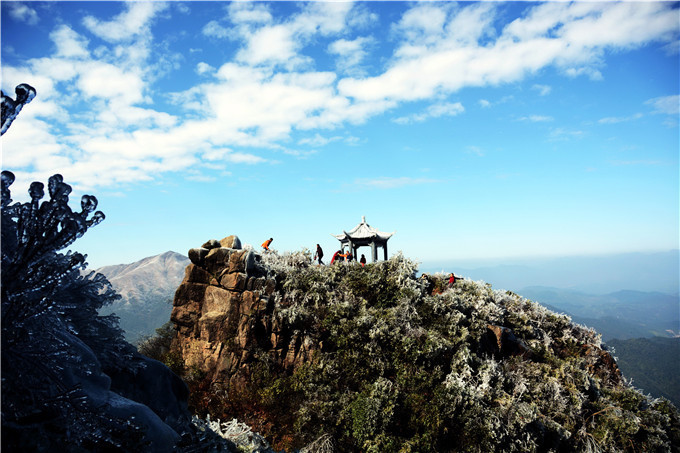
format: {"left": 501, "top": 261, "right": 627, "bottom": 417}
{"left": 201, "top": 253, "right": 680, "bottom": 452}
{"left": 137, "top": 321, "right": 184, "bottom": 375}
{"left": 607, "top": 336, "right": 680, "bottom": 407}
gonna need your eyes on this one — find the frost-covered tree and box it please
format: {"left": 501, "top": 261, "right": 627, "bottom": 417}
{"left": 0, "top": 169, "right": 157, "bottom": 450}
{"left": 1, "top": 85, "right": 198, "bottom": 452}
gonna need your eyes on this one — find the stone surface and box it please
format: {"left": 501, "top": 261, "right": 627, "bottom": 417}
{"left": 484, "top": 324, "right": 533, "bottom": 359}
{"left": 188, "top": 247, "right": 209, "bottom": 266}
{"left": 202, "top": 239, "right": 221, "bottom": 250}
{"left": 170, "top": 236, "right": 320, "bottom": 391}
{"left": 220, "top": 235, "right": 242, "bottom": 249}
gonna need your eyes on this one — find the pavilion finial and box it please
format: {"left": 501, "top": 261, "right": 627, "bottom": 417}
{"left": 362, "top": 215, "right": 366, "bottom": 223}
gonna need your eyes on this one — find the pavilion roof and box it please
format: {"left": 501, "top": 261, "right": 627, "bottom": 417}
{"left": 332, "top": 216, "right": 395, "bottom": 242}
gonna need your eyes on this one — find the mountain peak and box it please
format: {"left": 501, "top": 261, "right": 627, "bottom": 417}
{"left": 96, "top": 251, "right": 190, "bottom": 343}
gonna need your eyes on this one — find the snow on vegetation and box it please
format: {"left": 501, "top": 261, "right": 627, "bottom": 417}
{"left": 166, "top": 248, "right": 680, "bottom": 452}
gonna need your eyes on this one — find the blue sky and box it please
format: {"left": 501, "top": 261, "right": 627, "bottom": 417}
{"left": 1, "top": 1, "right": 678, "bottom": 270}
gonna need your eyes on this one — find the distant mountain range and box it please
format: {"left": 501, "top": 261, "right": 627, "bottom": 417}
{"left": 421, "top": 249, "right": 679, "bottom": 295}
{"left": 517, "top": 287, "right": 679, "bottom": 341}
{"left": 96, "top": 251, "right": 189, "bottom": 343}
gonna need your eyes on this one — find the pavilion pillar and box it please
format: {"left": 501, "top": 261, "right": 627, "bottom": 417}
{"left": 371, "top": 242, "right": 377, "bottom": 262}
{"left": 383, "top": 242, "right": 388, "bottom": 261}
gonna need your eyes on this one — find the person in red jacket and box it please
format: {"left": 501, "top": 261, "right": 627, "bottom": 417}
{"left": 448, "top": 273, "right": 456, "bottom": 287}
{"left": 262, "top": 238, "right": 273, "bottom": 251}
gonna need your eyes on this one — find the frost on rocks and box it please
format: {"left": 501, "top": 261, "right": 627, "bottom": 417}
{"left": 1, "top": 83, "right": 36, "bottom": 135}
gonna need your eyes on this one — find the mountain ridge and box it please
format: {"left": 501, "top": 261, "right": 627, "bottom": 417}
{"left": 96, "top": 251, "right": 189, "bottom": 343}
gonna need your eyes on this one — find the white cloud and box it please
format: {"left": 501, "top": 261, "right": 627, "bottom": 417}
{"left": 298, "top": 133, "right": 342, "bottom": 147}
{"left": 196, "top": 62, "right": 215, "bottom": 75}
{"left": 227, "top": 2, "right": 273, "bottom": 25}
{"left": 225, "top": 152, "right": 267, "bottom": 164}
{"left": 236, "top": 24, "right": 299, "bottom": 66}
{"left": 478, "top": 99, "right": 491, "bottom": 108}
{"left": 394, "top": 102, "right": 464, "bottom": 124}
{"left": 202, "top": 20, "right": 232, "bottom": 39}
{"left": 518, "top": 115, "right": 553, "bottom": 122}
{"left": 7, "top": 2, "right": 39, "bottom": 25}
{"left": 392, "top": 3, "right": 449, "bottom": 45}
{"left": 646, "top": 95, "right": 679, "bottom": 116}
{"left": 532, "top": 84, "right": 552, "bottom": 96}
{"left": 193, "top": 64, "right": 347, "bottom": 141}
{"left": 50, "top": 25, "right": 90, "bottom": 58}
{"left": 83, "top": 2, "right": 167, "bottom": 43}
{"left": 228, "top": 2, "right": 357, "bottom": 68}
{"left": 281, "top": 148, "right": 318, "bottom": 159}
{"left": 549, "top": 127, "right": 585, "bottom": 141}
{"left": 564, "top": 66, "right": 603, "bottom": 80}
{"left": 598, "top": 113, "right": 643, "bottom": 124}
{"left": 77, "top": 62, "right": 145, "bottom": 105}
{"left": 340, "top": 2, "right": 677, "bottom": 102}
{"left": 328, "top": 36, "right": 374, "bottom": 73}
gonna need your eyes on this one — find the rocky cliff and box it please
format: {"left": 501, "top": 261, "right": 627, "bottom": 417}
{"left": 170, "top": 236, "right": 680, "bottom": 452}
{"left": 171, "top": 236, "right": 317, "bottom": 393}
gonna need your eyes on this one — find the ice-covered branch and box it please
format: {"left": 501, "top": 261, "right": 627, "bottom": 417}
{"left": 1, "top": 83, "right": 36, "bottom": 135}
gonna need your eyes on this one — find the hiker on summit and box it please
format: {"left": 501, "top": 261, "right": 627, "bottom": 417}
{"left": 314, "top": 244, "right": 324, "bottom": 265}
{"left": 262, "top": 238, "right": 273, "bottom": 251}
{"left": 448, "top": 273, "right": 457, "bottom": 287}
{"left": 360, "top": 254, "right": 367, "bottom": 267}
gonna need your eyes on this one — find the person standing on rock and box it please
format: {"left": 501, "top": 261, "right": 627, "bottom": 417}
{"left": 448, "top": 272, "right": 457, "bottom": 287}
{"left": 360, "top": 254, "right": 367, "bottom": 267}
{"left": 262, "top": 238, "right": 273, "bottom": 251}
{"left": 314, "top": 244, "right": 324, "bottom": 265}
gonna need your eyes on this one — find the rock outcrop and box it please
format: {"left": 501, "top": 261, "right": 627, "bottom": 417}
{"left": 171, "top": 236, "right": 317, "bottom": 391}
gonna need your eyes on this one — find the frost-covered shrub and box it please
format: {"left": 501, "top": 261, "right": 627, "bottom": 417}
{"left": 191, "top": 415, "right": 274, "bottom": 453}
{"left": 205, "top": 249, "right": 680, "bottom": 452}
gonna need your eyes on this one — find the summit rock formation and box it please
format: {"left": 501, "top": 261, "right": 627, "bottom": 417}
{"left": 171, "top": 236, "right": 317, "bottom": 393}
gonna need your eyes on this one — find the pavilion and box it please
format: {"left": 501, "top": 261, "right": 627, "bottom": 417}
{"left": 332, "top": 216, "right": 395, "bottom": 263}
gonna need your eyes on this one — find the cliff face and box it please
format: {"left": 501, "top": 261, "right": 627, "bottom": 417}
{"left": 170, "top": 237, "right": 679, "bottom": 453}
{"left": 171, "top": 236, "right": 317, "bottom": 394}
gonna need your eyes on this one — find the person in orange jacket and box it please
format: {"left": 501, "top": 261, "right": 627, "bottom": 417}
{"left": 262, "top": 238, "right": 273, "bottom": 251}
